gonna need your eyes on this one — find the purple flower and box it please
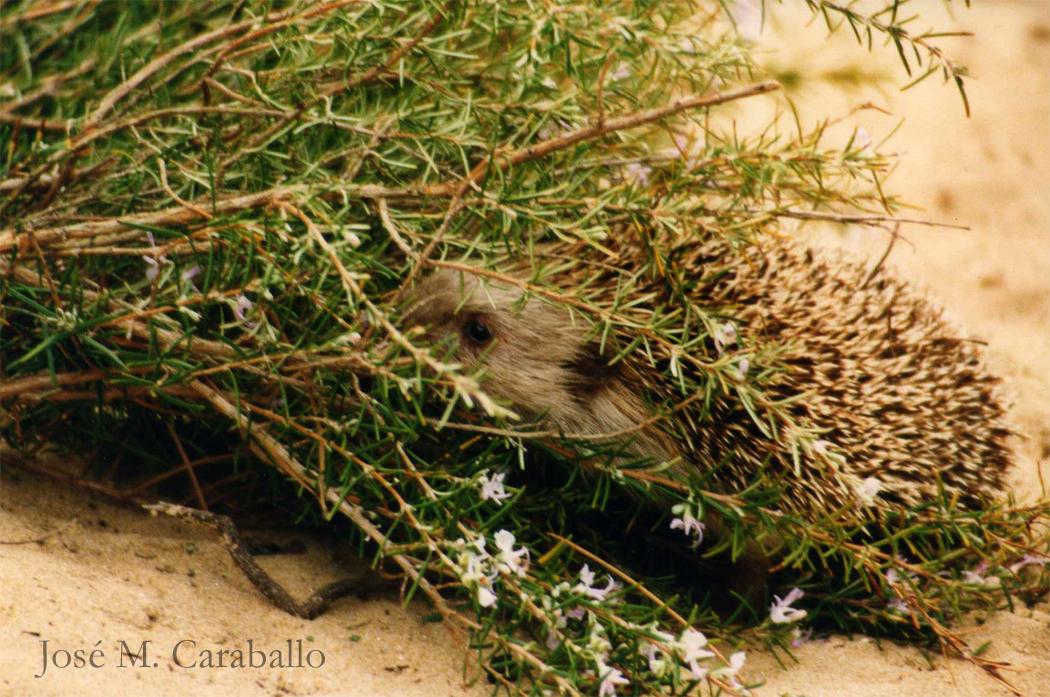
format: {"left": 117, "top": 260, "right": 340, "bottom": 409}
{"left": 478, "top": 471, "right": 511, "bottom": 503}
{"left": 565, "top": 606, "right": 586, "bottom": 621}
{"left": 142, "top": 231, "right": 171, "bottom": 282}
{"left": 962, "top": 560, "right": 997, "bottom": 586}
{"left": 623, "top": 162, "right": 652, "bottom": 186}
{"left": 1009, "top": 554, "right": 1050, "bottom": 575}
{"left": 232, "top": 294, "right": 257, "bottom": 328}
{"left": 596, "top": 660, "right": 629, "bottom": 697}
{"left": 769, "top": 587, "right": 807, "bottom": 624}
{"left": 887, "top": 598, "right": 909, "bottom": 614}
{"left": 669, "top": 502, "right": 705, "bottom": 549}
{"left": 713, "top": 322, "right": 737, "bottom": 352}
{"left": 609, "top": 62, "right": 631, "bottom": 81}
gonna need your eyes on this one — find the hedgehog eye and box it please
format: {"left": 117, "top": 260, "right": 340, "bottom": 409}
{"left": 463, "top": 318, "right": 493, "bottom": 345}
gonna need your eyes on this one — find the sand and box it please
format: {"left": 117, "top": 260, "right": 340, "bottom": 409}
{"left": 2, "top": 1, "right": 1048, "bottom": 695}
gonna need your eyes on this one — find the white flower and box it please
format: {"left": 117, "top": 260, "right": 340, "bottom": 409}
{"left": 887, "top": 597, "right": 909, "bottom": 614}
{"left": 642, "top": 644, "right": 669, "bottom": 677}
{"left": 596, "top": 659, "right": 629, "bottom": 697}
{"left": 885, "top": 566, "right": 917, "bottom": 587}
{"left": 733, "top": 356, "right": 751, "bottom": 380}
{"left": 459, "top": 551, "right": 494, "bottom": 587}
{"left": 609, "top": 62, "right": 631, "bottom": 81}
{"left": 677, "top": 628, "right": 715, "bottom": 680}
{"left": 811, "top": 439, "right": 830, "bottom": 456}
{"left": 452, "top": 534, "right": 500, "bottom": 608}
{"left": 961, "top": 561, "right": 999, "bottom": 586}
{"left": 585, "top": 623, "right": 613, "bottom": 658}
{"left": 855, "top": 476, "right": 882, "bottom": 506}
{"left": 493, "top": 529, "right": 529, "bottom": 577}
{"left": 476, "top": 585, "right": 498, "bottom": 607}
{"left": 711, "top": 650, "right": 747, "bottom": 688}
{"left": 669, "top": 502, "right": 705, "bottom": 549}
{"left": 575, "top": 564, "right": 620, "bottom": 602}
{"left": 478, "top": 470, "right": 512, "bottom": 503}
{"left": 769, "top": 587, "right": 807, "bottom": 624}
{"left": 143, "top": 256, "right": 161, "bottom": 281}
{"left": 713, "top": 322, "right": 737, "bottom": 352}
{"left": 623, "top": 162, "right": 652, "bottom": 185}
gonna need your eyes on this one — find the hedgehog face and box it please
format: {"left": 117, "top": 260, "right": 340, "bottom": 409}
{"left": 403, "top": 269, "right": 680, "bottom": 465}
{"left": 402, "top": 269, "right": 597, "bottom": 423}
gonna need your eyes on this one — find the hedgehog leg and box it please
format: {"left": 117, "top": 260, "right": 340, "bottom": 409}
{"left": 699, "top": 511, "right": 772, "bottom": 616}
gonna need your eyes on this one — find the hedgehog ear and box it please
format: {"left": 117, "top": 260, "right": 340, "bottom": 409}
{"left": 561, "top": 340, "right": 624, "bottom": 397}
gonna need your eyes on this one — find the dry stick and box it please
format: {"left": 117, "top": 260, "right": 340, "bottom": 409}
{"left": 0, "top": 182, "right": 419, "bottom": 254}
{"left": 191, "top": 380, "right": 574, "bottom": 696}
{"left": 0, "top": 56, "right": 97, "bottom": 116}
{"left": 124, "top": 454, "right": 234, "bottom": 497}
{"left": 144, "top": 501, "right": 363, "bottom": 620}
{"left": 745, "top": 208, "right": 968, "bottom": 231}
{"left": 0, "top": 186, "right": 277, "bottom": 253}
{"left": 906, "top": 593, "right": 1022, "bottom": 697}
{"left": 157, "top": 158, "right": 213, "bottom": 220}
{"left": 0, "top": 0, "right": 83, "bottom": 28}
{"left": 25, "top": 0, "right": 101, "bottom": 66}
{"left": 0, "top": 112, "right": 68, "bottom": 132}
{"left": 0, "top": 368, "right": 139, "bottom": 400}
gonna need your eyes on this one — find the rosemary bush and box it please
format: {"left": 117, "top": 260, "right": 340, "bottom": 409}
{"left": 1, "top": 1, "right": 1047, "bottom": 694}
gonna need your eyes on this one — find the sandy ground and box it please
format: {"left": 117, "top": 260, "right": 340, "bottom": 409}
{"left": 2, "top": 2, "right": 1049, "bottom": 696}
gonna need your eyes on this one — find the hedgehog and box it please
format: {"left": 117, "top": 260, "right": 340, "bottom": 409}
{"left": 402, "top": 233, "right": 1012, "bottom": 546}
